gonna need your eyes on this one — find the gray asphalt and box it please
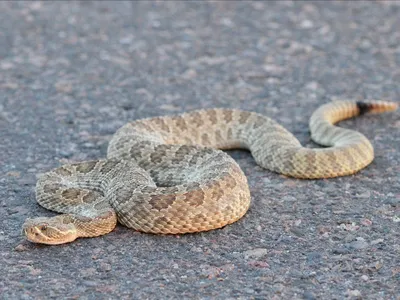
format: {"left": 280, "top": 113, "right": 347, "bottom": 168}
{"left": 1, "top": 1, "right": 399, "bottom": 299}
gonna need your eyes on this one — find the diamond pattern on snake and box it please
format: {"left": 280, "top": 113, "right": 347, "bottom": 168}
{"left": 22, "top": 100, "right": 398, "bottom": 244}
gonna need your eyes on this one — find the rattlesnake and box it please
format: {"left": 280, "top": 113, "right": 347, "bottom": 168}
{"left": 23, "top": 100, "right": 397, "bottom": 244}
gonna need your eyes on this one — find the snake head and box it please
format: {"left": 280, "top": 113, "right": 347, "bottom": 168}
{"left": 22, "top": 217, "right": 77, "bottom": 245}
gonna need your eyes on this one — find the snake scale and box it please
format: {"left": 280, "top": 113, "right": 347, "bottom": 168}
{"left": 23, "top": 100, "right": 397, "bottom": 244}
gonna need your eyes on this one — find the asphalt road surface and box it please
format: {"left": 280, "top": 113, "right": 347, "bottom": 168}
{"left": 1, "top": 1, "right": 399, "bottom": 299}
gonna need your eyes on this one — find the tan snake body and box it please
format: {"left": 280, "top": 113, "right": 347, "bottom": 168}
{"left": 23, "top": 100, "right": 397, "bottom": 244}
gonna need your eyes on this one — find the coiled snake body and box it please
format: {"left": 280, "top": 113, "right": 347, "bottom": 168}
{"left": 23, "top": 100, "right": 397, "bottom": 244}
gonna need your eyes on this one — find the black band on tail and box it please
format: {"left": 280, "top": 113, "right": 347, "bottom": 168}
{"left": 356, "top": 101, "right": 373, "bottom": 115}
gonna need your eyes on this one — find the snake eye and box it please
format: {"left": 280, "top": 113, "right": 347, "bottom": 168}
{"left": 40, "top": 225, "right": 47, "bottom": 231}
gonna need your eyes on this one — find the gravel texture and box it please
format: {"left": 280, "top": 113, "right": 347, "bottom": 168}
{"left": 1, "top": 1, "right": 399, "bottom": 299}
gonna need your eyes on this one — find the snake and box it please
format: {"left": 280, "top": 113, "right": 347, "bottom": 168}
{"left": 22, "top": 100, "right": 397, "bottom": 245}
